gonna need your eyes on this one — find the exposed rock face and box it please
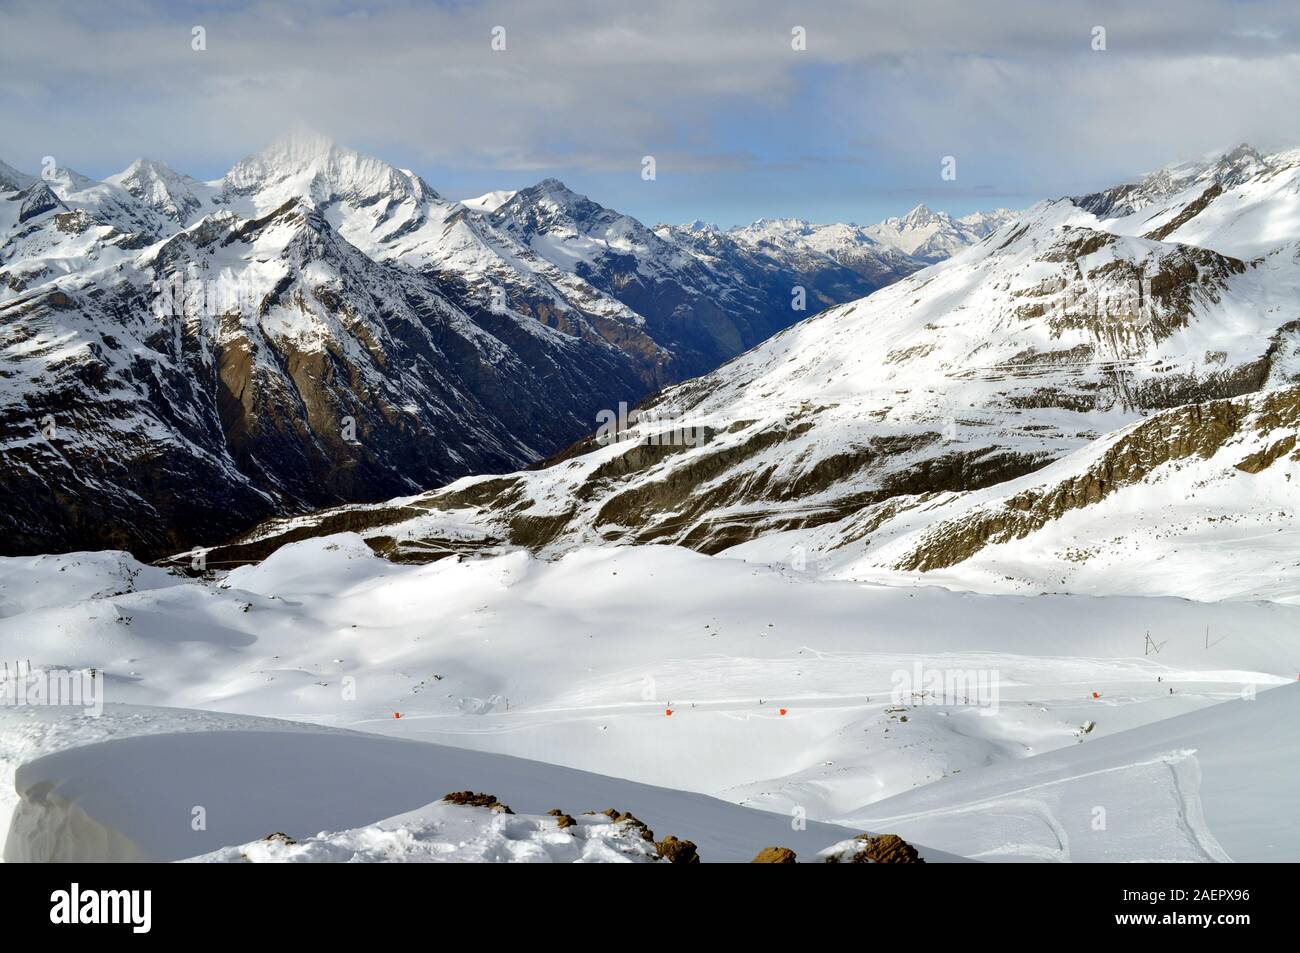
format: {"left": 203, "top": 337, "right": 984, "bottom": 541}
{"left": 17, "top": 183, "right": 65, "bottom": 223}
{"left": 596, "top": 808, "right": 655, "bottom": 842}
{"left": 751, "top": 846, "right": 798, "bottom": 863}
{"left": 822, "top": 833, "right": 924, "bottom": 863}
{"left": 442, "top": 791, "right": 514, "bottom": 813}
{"left": 547, "top": 809, "right": 577, "bottom": 829}
{"left": 889, "top": 384, "right": 1300, "bottom": 572}
{"left": 654, "top": 835, "right": 701, "bottom": 864}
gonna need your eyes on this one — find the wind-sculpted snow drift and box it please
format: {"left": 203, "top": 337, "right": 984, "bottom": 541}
{"left": 3, "top": 711, "right": 900, "bottom": 863}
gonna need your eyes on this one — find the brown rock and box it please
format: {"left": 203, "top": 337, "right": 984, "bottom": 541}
{"left": 751, "top": 846, "right": 797, "bottom": 863}
{"left": 598, "top": 808, "right": 654, "bottom": 841}
{"left": 856, "top": 833, "right": 924, "bottom": 863}
{"left": 655, "top": 835, "right": 700, "bottom": 864}
{"left": 441, "top": 790, "right": 514, "bottom": 814}
{"left": 547, "top": 809, "right": 577, "bottom": 829}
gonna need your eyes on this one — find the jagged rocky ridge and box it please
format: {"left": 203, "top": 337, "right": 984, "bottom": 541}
{"left": 190, "top": 145, "right": 1300, "bottom": 587}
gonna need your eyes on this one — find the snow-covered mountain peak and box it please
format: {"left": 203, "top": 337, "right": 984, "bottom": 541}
{"left": 1075, "top": 142, "right": 1285, "bottom": 220}
{"left": 1219, "top": 142, "right": 1265, "bottom": 166}
{"left": 460, "top": 189, "right": 517, "bottom": 213}
{"left": 0, "top": 158, "right": 36, "bottom": 193}
{"left": 1201, "top": 143, "right": 1271, "bottom": 189}
{"left": 533, "top": 176, "right": 574, "bottom": 194}
{"left": 1142, "top": 143, "right": 1267, "bottom": 195}
{"left": 243, "top": 128, "right": 342, "bottom": 167}
{"left": 43, "top": 165, "right": 101, "bottom": 198}
{"left": 106, "top": 157, "right": 210, "bottom": 225}
{"left": 864, "top": 200, "right": 1017, "bottom": 262}
{"left": 112, "top": 156, "right": 186, "bottom": 182}
{"left": 222, "top": 132, "right": 436, "bottom": 212}
{"left": 505, "top": 177, "right": 599, "bottom": 219}
{"left": 493, "top": 177, "right": 647, "bottom": 247}
{"left": 676, "top": 219, "right": 719, "bottom": 234}
{"left": 732, "top": 217, "right": 816, "bottom": 239}
{"left": 897, "top": 202, "right": 950, "bottom": 228}
{"left": 956, "top": 207, "right": 1017, "bottom": 235}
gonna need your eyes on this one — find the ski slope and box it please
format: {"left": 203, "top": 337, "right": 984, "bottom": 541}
{"left": 843, "top": 683, "right": 1300, "bottom": 862}
{"left": 2, "top": 537, "right": 1295, "bottom": 861}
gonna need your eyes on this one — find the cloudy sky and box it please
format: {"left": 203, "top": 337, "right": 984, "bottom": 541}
{"left": 3, "top": 0, "right": 1299, "bottom": 226}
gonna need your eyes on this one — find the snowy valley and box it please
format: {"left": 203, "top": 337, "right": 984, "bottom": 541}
{"left": 0, "top": 133, "right": 994, "bottom": 560}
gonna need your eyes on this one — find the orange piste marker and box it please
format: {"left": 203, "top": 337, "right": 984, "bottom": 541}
{"left": 394, "top": 712, "right": 402, "bottom": 719}
{"left": 665, "top": 708, "right": 673, "bottom": 716}
{"left": 779, "top": 708, "right": 787, "bottom": 716}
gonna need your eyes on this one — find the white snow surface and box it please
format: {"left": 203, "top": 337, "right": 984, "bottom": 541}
{"left": 5, "top": 708, "right": 889, "bottom": 863}
{"left": 845, "top": 682, "right": 1300, "bottom": 862}
{"left": 2, "top": 538, "right": 1297, "bottom": 862}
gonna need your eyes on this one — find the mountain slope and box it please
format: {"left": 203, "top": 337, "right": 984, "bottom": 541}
{"left": 0, "top": 139, "right": 656, "bottom": 557}
{"left": 488, "top": 180, "right": 913, "bottom": 378}
{"left": 2, "top": 134, "right": 1003, "bottom": 558}
{"left": 731, "top": 382, "right": 1300, "bottom": 601}
{"left": 199, "top": 149, "right": 1300, "bottom": 575}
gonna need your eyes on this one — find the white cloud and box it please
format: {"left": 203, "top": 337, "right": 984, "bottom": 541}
{"left": 1, "top": 0, "right": 1297, "bottom": 202}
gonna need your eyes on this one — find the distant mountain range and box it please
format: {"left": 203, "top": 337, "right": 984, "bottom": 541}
{"left": 0, "top": 132, "right": 1006, "bottom": 557}
{"left": 198, "top": 144, "right": 1300, "bottom": 602}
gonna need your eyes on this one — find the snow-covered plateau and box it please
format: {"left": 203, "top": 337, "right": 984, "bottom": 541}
{"left": 1, "top": 536, "right": 1296, "bottom": 862}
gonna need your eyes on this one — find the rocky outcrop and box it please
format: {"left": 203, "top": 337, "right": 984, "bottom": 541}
{"left": 442, "top": 791, "right": 514, "bottom": 813}
{"left": 894, "top": 385, "right": 1300, "bottom": 571}
{"left": 751, "top": 846, "right": 798, "bottom": 863}
{"left": 655, "top": 835, "right": 701, "bottom": 864}
{"left": 824, "top": 833, "right": 924, "bottom": 864}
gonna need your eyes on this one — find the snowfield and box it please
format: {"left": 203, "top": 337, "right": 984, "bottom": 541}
{"left": 2, "top": 537, "right": 1296, "bottom": 862}
{"left": 845, "top": 682, "right": 1300, "bottom": 863}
